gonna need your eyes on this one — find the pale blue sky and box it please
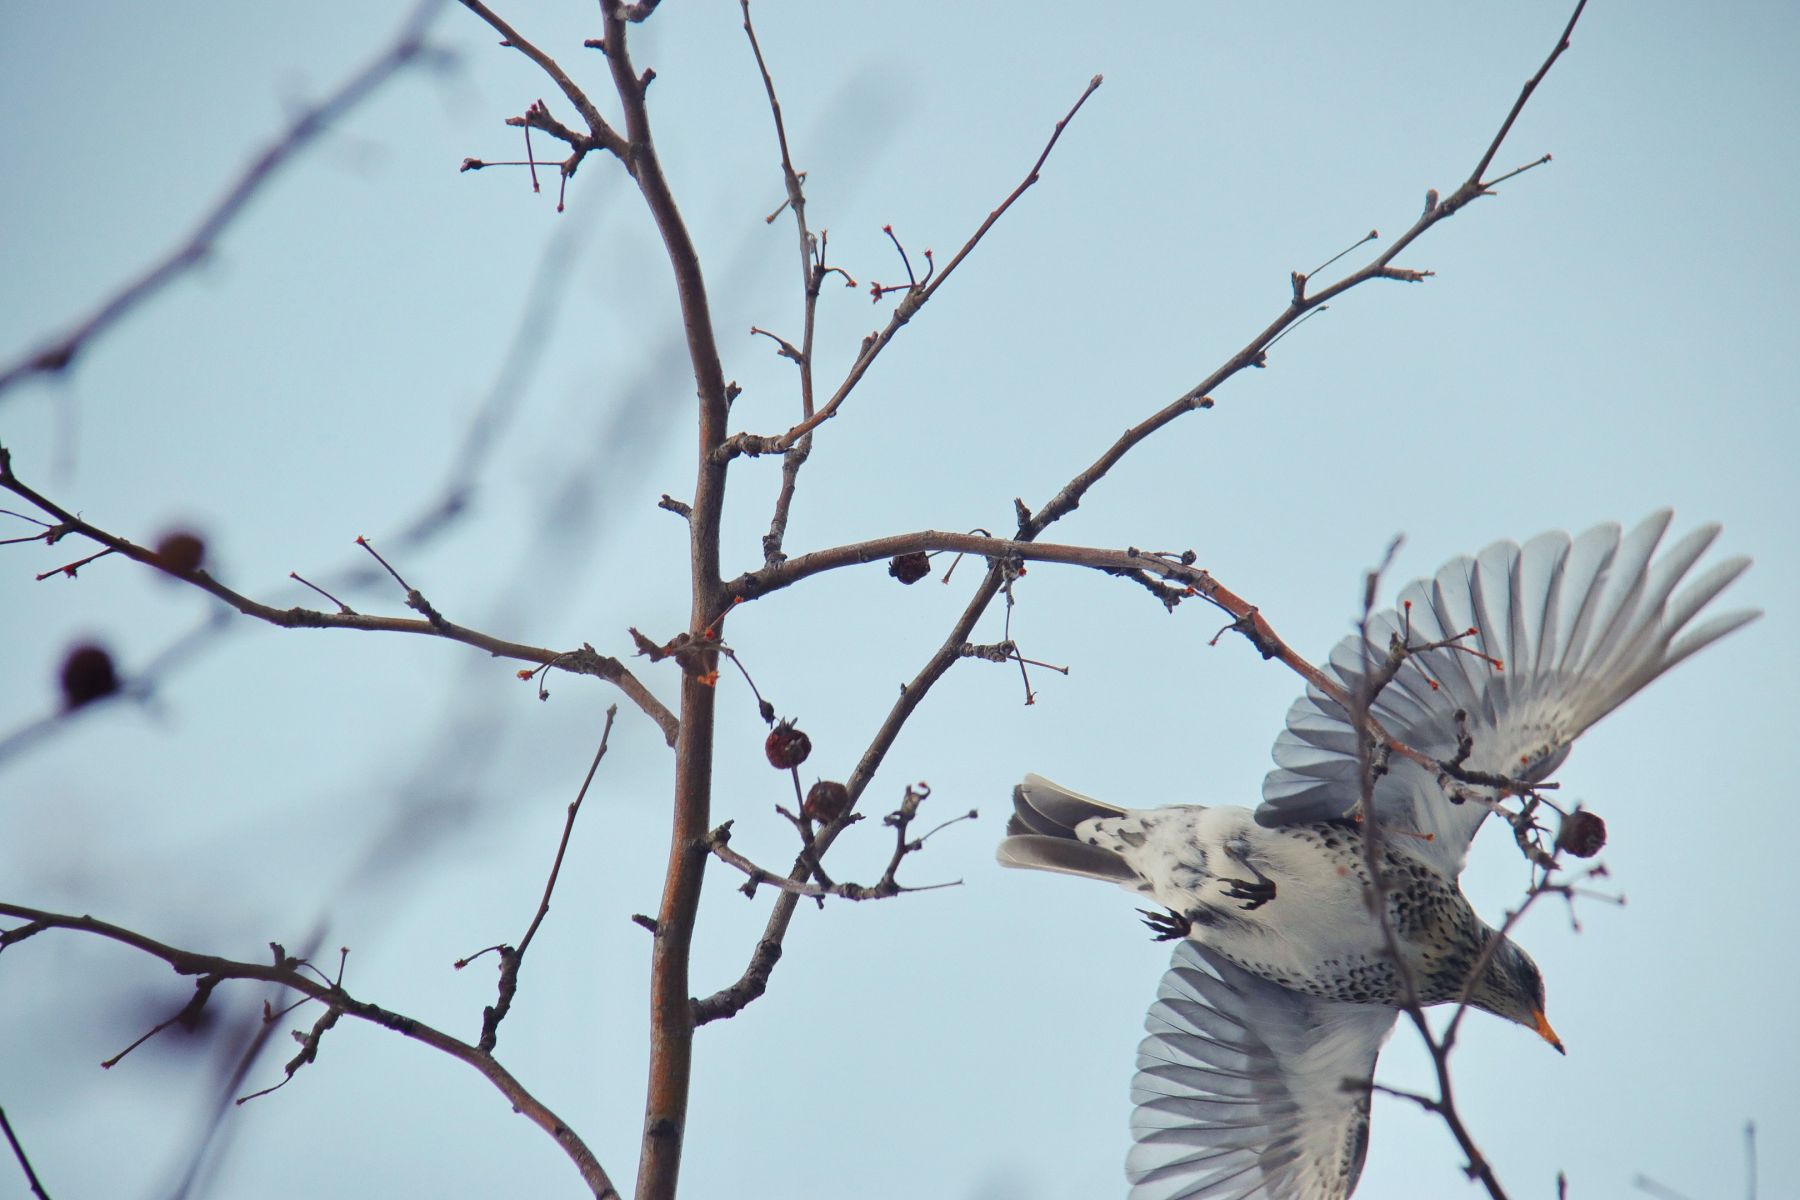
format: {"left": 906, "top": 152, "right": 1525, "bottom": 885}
{"left": 2, "top": 2, "right": 1796, "bottom": 1197}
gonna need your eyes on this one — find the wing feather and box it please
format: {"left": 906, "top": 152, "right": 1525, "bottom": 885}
{"left": 1256, "top": 513, "right": 1758, "bottom": 874}
{"left": 1128, "top": 942, "right": 1397, "bottom": 1200}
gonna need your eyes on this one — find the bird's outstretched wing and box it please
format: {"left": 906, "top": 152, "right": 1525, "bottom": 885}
{"left": 1130, "top": 940, "right": 1397, "bottom": 1200}
{"left": 1256, "top": 511, "right": 1757, "bottom": 875}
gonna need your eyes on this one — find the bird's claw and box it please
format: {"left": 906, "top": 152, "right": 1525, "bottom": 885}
{"left": 1138, "top": 907, "right": 1192, "bottom": 942}
{"left": 1220, "top": 877, "right": 1276, "bottom": 911}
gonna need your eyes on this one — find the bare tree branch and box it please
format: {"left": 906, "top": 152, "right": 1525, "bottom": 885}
{"left": 0, "top": 445, "right": 678, "bottom": 746}
{"left": 584, "top": 9, "right": 735, "bottom": 1197}
{"left": 0, "top": 904, "right": 620, "bottom": 1200}
{"left": 0, "top": 1107, "right": 51, "bottom": 1200}
{"left": 1466, "top": 0, "right": 1589, "bottom": 188}
{"left": 714, "top": 73, "right": 1105, "bottom": 463}
{"left": 741, "top": 0, "right": 821, "bottom": 566}
{"left": 454, "top": 0, "right": 627, "bottom": 159}
{"left": 704, "top": 782, "right": 970, "bottom": 902}
{"left": 460, "top": 706, "right": 618, "bottom": 1052}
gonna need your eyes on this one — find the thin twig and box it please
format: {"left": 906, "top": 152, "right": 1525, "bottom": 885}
{"left": 1009, "top": 0, "right": 1588, "bottom": 545}
{"left": 742, "top": 0, "right": 821, "bottom": 566}
{"left": 1350, "top": 542, "right": 1511, "bottom": 1200}
{"left": 100, "top": 975, "right": 224, "bottom": 1069}
{"left": 288, "top": 572, "right": 355, "bottom": 614}
{"left": 34, "top": 546, "right": 115, "bottom": 581}
{"left": 704, "top": 818, "right": 961, "bottom": 902}
{"left": 0, "top": 1107, "right": 51, "bottom": 1200}
{"left": 465, "top": 706, "right": 618, "bottom": 1051}
{"left": 453, "top": 0, "right": 627, "bottom": 159}
{"left": 1466, "top": 1, "right": 1588, "bottom": 187}
{"left": 517, "top": 715, "right": 622, "bottom": 958}
{"left": 714, "top": 74, "right": 1105, "bottom": 462}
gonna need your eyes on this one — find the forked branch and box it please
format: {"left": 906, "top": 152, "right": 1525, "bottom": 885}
{"left": 713, "top": 73, "right": 1105, "bottom": 463}
{"left": 0, "top": 903, "right": 619, "bottom": 1199}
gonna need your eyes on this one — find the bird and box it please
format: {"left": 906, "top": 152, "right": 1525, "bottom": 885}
{"left": 997, "top": 512, "right": 1758, "bottom": 1200}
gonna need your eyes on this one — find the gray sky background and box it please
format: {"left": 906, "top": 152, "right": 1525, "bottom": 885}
{"left": 2, "top": 2, "right": 1795, "bottom": 1197}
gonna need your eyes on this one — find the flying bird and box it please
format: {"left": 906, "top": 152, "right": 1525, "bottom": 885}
{"left": 998, "top": 512, "right": 1757, "bottom": 1200}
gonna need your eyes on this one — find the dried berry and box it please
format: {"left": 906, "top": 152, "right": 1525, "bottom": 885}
{"left": 803, "top": 779, "right": 851, "bottom": 824}
{"left": 888, "top": 552, "right": 930, "bottom": 585}
{"left": 60, "top": 643, "right": 119, "bottom": 709}
{"left": 764, "top": 720, "right": 812, "bottom": 770}
{"left": 1555, "top": 809, "right": 1607, "bottom": 858}
{"left": 154, "top": 530, "right": 206, "bottom": 574}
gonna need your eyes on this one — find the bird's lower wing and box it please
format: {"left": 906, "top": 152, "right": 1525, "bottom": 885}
{"left": 1129, "top": 941, "right": 1398, "bottom": 1200}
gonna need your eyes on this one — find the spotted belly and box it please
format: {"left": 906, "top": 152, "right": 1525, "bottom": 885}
{"left": 1092, "top": 809, "right": 1488, "bottom": 1007}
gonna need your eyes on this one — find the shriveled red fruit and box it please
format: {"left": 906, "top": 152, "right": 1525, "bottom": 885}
{"left": 154, "top": 530, "right": 206, "bottom": 573}
{"left": 60, "top": 643, "right": 119, "bottom": 708}
{"left": 888, "top": 552, "right": 930, "bottom": 585}
{"left": 1555, "top": 809, "right": 1607, "bottom": 858}
{"left": 764, "top": 720, "right": 812, "bottom": 770}
{"left": 803, "top": 780, "right": 850, "bottom": 824}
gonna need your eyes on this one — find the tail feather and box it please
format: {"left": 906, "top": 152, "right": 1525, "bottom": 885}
{"left": 998, "top": 774, "right": 1135, "bottom": 883}
{"left": 1008, "top": 773, "right": 1126, "bottom": 834}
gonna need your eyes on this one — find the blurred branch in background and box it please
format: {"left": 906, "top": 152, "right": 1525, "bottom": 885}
{"left": 0, "top": 211, "right": 606, "bottom": 766}
{"left": 1, "top": 905, "right": 619, "bottom": 1196}
{"left": 0, "top": 1, "right": 452, "bottom": 401}
{"left": 1633, "top": 1120, "right": 1759, "bottom": 1200}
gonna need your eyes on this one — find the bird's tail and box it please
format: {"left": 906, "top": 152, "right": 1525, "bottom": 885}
{"left": 996, "top": 773, "right": 1137, "bottom": 883}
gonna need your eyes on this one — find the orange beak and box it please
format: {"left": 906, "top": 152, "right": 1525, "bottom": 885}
{"left": 1533, "top": 1008, "right": 1566, "bottom": 1055}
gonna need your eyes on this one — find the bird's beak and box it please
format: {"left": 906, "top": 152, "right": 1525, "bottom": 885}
{"left": 1532, "top": 1008, "right": 1566, "bottom": 1055}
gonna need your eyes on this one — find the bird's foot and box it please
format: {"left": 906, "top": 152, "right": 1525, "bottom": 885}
{"left": 1137, "top": 907, "right": 1192, "bottom": 942}
{"left": 1220, "top": 877, "right": 1276, "bottom": 911}
{"left": 1222, "top": 836, "right": 1278, "bottom": 910}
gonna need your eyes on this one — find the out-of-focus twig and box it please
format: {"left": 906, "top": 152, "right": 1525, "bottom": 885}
{"left": 0, "top": 903, "right": 620, "bottom": 1199}
{"left": 0, "top": 0, "right": 449, "bottom": 400}
{"left": 0, "top": 444, "right": 678, "bottom": 745}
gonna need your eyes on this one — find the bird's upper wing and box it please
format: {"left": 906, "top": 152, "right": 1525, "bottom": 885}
{"left": 1256, "top": 511, "right": 1758, "bottom": 876}
{"left": 1130, "top": 940, "right": 1398, "bottom": 1200}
